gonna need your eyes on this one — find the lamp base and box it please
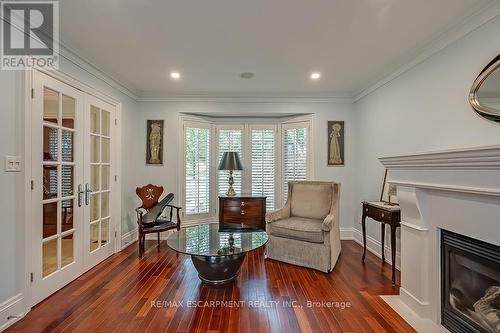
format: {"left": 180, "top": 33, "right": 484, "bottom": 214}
{"left": 226, "top": 171, "right": 236, "bottom": 196}
{"left": 226, "top": 186, "right": 236, "bottom": 197}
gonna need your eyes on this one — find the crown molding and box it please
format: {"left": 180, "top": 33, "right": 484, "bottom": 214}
{"left": 0, "top": 11, "right": 140, "bottom": 101}
{"left": 136, "top": 95, "right": 354, "bottom": 103}
{"left": 353, "top": 1, "right": 500, "bottom": 102}
{"left": 379, "top": 145, "right": 500, "bottom": 170}
{"left": 58, "top": 45, "right": 140, "bottom": 100}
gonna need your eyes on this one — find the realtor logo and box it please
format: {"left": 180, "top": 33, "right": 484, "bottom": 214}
{"left": 1, "top": 1, "right": 59, "bottom": 69}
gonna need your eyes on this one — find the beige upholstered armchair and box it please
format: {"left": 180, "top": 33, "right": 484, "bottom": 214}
{"left": 265, "top": 181, "right": 341, "bottom": 273}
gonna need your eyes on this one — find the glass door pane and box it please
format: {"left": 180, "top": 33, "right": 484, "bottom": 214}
{"left": 41, "top": 86, "right": 77, "bottom": 278}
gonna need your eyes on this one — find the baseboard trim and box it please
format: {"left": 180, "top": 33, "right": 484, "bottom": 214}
{"left": 121, "top": 228, "right": 138, "bottom": 250}
{"left": 341, "top": 227, "right": 401, "bottom": 270}
{"left": 400, "top": 287, "right": 432, "bottom": 319}
{"left": 127, "top": 224, "right": 376, "bottom": 256}
{"left": 0, "top": 293, "right": 25, "bottom": 331}
{"left": 380, "top": 295, "right": 445, "bottom": 333}
{"left": 340, "top": 227, "right": 355, "bottom": 240}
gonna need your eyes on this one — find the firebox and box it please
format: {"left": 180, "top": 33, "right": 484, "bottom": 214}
{"left": 441, "top": 229, "right": 500, "bottom": 333}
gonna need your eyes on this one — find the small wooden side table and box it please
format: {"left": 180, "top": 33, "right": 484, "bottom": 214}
{"left": 361, "top": 201, "right": 401, "bottom": 285}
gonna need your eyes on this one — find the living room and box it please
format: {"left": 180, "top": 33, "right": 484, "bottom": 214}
{"left": 1, "top": 1, "right": 500, "bottom": 332}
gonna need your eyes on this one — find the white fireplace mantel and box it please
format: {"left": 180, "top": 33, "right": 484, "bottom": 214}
{"left": 378, "top": 145, "right": 500, "bottom": 332}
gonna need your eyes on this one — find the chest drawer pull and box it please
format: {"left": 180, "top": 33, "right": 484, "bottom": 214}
{"left": 381, "top": 213, "right": 385, "bottom": 218}
{"left": 241, "top": 202, "right": 246, "bottom": 207}
{"left": 241, "top": 210, "right": 245, "bottom": 215}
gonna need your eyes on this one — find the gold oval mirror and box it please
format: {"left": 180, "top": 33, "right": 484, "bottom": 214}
{"left": 469, "top": 55, "right": 500, "bottom": 122}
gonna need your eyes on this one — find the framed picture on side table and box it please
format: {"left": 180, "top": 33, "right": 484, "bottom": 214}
{"left": 380, "top": 169, "right": 398, "bottom": 205}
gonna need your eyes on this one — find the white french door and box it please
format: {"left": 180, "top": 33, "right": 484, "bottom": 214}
{"left": 83, "top": 95, "right": 116, "bottom": 270}
{"left": 31, "top": 71, "right": 117, "bottom": 305}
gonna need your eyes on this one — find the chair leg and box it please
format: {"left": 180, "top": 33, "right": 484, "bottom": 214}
{"left": 138, "top": 232, "right": 143, "bottom": 258}
{"left": 157, "top": 232, "right": 160, "bottom": 246}
{"left": 142, "top": 235, "right": 146, "bottom": 256}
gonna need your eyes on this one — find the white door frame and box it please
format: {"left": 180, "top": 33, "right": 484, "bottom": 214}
{"left": 23, "top": 68, "right": 122, "bottom": 312}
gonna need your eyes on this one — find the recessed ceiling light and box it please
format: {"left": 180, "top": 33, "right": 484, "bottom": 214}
{"left": 240, "top": 72, "right": 254, "bottom": 79}
{"left": 310, "top": 72, "right": 321, "bottom": 80}
{"left": 170, "top": 71, "right": 181, "bottom": 79}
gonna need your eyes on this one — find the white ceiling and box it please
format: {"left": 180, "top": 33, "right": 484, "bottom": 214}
{"left": 59, "top": 0, "right": 496, "bottom": 98}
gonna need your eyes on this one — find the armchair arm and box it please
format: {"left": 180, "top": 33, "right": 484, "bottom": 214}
{"left": 135, "top": 207, "right": 146, "bottom": 226}
{"left": 166, "top": 205, "right": 182, "bottom": 230}
{"left": 322, "top": 214, "right": 336, "bottom": 232}
{"left": 265, "top": 205, "right": 290, "bottom": 224}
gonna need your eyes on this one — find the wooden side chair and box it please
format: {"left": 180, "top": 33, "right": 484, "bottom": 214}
{"left": 135, "top": 184, "right": 182, "bottom": 257}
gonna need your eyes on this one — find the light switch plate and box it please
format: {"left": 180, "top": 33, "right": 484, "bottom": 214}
{"left": 5, "top": 156, "right": 22, "bottom": 172}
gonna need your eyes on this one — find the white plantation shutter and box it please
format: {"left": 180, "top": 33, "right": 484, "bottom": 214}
{"left": 49, "top": 129, "right": 58, "bottom": 194}
{"left": 217, "top": 129, "right": 242, "bottom": 196}
{"left": 251, "top": 128, "right": 276, "bottom": 210}
{"left": 283, "top": 125, "right": 308, "bottom": 202}
{"left": 185, "top": 126, "right": 210, "bottom": 215}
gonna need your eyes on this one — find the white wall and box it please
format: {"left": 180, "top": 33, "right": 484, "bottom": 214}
{"left": 127, "top": 101, "right": 357, "bottom": 230}
{"left": 354, "top": 15, "right": 500, "bottom": 253}
{"left": 0, "top": 57, "right": 137, "bottom": 314}
{"left": 0, "top": 71, "right": 25, "bottom": 305}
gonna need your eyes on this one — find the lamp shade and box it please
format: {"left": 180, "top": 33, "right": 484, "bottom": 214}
{"left": 218, "top": 152, "right": 243, "bottom": 171}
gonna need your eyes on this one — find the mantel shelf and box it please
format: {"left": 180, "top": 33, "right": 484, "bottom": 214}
{"left": 379, "top": 145, "right": 500, "bottom": 170}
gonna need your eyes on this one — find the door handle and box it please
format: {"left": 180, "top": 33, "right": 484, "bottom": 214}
{"left": 77, "top": 184, "right": 84, "bottom": 207}
{"left": 85, "top": 183, "right": 92, "bottom": 206}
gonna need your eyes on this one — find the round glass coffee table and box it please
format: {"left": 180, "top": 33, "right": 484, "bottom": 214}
{"left": 166, "top": 223, "right": 268, "bottom": 285}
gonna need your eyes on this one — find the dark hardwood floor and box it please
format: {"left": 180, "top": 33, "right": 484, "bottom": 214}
{"left": 8, "top": 240, "right": 414, "bottom": 333}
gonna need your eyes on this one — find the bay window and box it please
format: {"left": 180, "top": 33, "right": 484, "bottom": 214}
{"left": 182, "top": 117, "right": 311, "bottom": 220}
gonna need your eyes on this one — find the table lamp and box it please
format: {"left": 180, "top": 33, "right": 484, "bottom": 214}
{"left": 218, "top": 152, "right": 243, "bottom": 196}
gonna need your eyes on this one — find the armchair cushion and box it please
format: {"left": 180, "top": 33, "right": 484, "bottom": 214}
{"left": 143, "top": 220, "right": 177, "bottom": 232}
{"left": 290, "top": 183, "right": 332, "bottom": 220}
{"left": 270, "top": 217, "right": 324, "bottom": 243}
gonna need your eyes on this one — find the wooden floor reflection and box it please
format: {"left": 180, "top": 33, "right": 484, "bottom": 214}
{"left": 9, "top": 240, "right": 415, "bottom": 333}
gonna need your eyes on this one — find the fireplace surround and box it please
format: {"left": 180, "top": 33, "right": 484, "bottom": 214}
{"left": 378, "top": 145, "right": 500, "bottom": 332}
{"left": 441, "top": 229, "right": 500, "bottom": 333}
